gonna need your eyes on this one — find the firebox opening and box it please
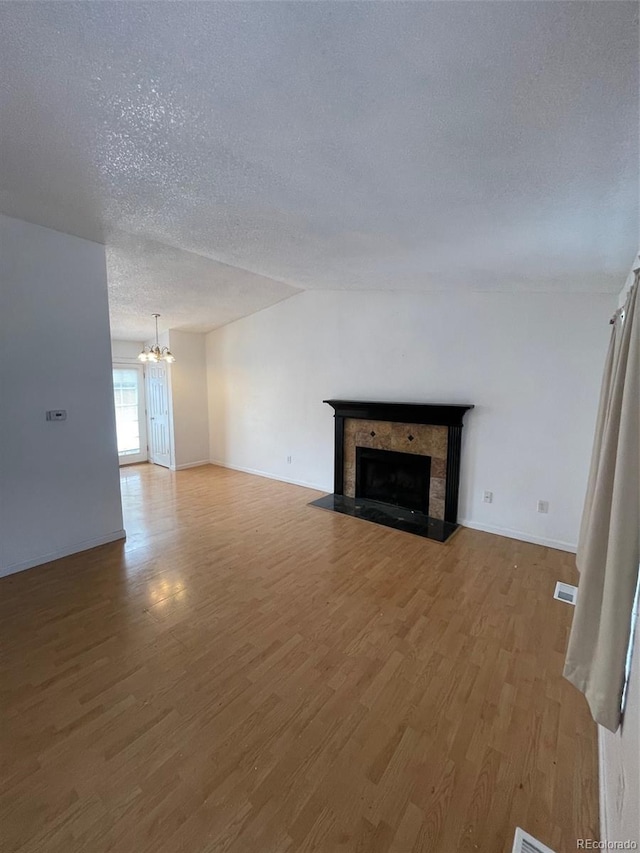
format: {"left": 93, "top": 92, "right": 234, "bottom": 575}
{"left": 355, "top": 447, "right": 431, "bottom": 514}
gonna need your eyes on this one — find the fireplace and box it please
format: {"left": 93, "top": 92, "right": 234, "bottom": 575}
{"left": 309, "top": 400, "right": 473, "bottom": 542}
{"left": 356, "top": 447, "right": 431, "bottom": 512}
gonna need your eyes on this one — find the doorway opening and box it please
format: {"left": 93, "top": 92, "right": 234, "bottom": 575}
{"left": 112, "top": 365, "right": 147, "bottom": 465}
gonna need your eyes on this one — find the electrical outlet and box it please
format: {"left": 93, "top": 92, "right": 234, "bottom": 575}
{"left": 483, "top": 490, "right": 493, "bottom": 503}
{"left": 537, "top": 500, "right": 549, "bottom": 514}
{"left": 46, "top": 410, "right": 67, "bottom": 421}
{"left": 286, "top": 455, "right": 292, "bottom": 464}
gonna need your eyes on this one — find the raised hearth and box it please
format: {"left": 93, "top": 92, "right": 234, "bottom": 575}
{"left": 309, "top": 400, "right": 473, "bottom": 542}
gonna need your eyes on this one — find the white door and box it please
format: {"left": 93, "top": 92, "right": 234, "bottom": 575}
{"left": 112, "top": 365, "right": 148, "bottom": 465}
{"left": 146, "top": 362, "right": 172, "bottom": 468}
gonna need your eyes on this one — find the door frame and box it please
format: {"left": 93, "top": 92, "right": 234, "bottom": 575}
{"left": 112, "top": 361, "right": 148, "bottom": 466}
{"left": 144, "top": 360, "right": 174, "bottom": 469}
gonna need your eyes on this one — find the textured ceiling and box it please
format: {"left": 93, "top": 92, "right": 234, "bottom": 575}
{"left": 106, "top": 233, "right": 299, "bottom": 340}
{"left": 1, "top": 2, "right": 638, "bottom": 340}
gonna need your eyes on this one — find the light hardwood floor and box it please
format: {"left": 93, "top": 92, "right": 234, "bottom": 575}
{"left": 1, "top": 463, "right": 598, "bottom": 853}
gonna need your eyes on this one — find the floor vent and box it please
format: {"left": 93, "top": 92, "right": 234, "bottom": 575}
{"left": 512, "top": 827, "right": 557, "bottom": 853}
{"left": 553, "top": 581, "right": 578, "bottom": 605}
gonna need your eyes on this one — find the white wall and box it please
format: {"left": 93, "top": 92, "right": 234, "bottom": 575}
{"left": 599, "top": 613, "right": 640, "bottom": 845}
{"left": 167, "top": 330, "right": 209, "bottom": 469}
{"left": 206, "top": 289, "right": 614, "bottom": 551}
{"left": 0, "top": 215, "right": 124, "bottom": 576}
{"left": 111, "top": 339, "right": 144, "bottom": 362}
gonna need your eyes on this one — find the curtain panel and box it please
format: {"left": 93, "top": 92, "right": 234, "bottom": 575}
{"left": 564, "top": 277, "right": 640, "bottom": 732}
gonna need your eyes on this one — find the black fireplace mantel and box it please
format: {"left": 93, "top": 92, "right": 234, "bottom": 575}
{"left": 324, "top": 400, "right": 473, "bottom": 426}
{"left": 321, "top": 400, "right": 474, "bottom": 537}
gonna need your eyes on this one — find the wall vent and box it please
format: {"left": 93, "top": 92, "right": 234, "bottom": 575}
{"left": 553, "top": 581, "right": 578, "bottom": 605}
{"left": 512, "top": 827, "right": 557, "bottom": 853}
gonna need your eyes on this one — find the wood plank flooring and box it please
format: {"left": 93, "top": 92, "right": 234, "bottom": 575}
{"left": 0, "top": 463, "right": 598, "bottom": 853}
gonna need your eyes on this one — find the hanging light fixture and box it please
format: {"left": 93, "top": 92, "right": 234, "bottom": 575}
{"left": 138, "top": 314, "right": 175, "bottom": 363}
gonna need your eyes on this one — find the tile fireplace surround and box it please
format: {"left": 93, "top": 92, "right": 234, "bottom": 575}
{"left": 310, "top": 400, "right": 474, "bottom": 543}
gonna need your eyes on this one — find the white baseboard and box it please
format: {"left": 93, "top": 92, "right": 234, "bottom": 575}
{"left": 209, "top": 463, "right": 577, "bottom": 552}
{"left": 171, "top": 460, "right": 212, "bottom": 471}
{"left": 457, "top": 518, "right": 577, "bottom": 553}
{"left": 0, "top": 529, "right": 127, "bottom": 578}
{"left": 209, "top": 459, "right": 326, "bottom": 493}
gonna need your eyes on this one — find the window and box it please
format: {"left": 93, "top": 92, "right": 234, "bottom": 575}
{"left": 112, "top": 367, "right": 145, "bottom": 460}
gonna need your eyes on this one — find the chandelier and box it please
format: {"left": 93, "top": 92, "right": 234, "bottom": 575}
{"left": 138, "top": 314, "right": 175, "bottom": 363}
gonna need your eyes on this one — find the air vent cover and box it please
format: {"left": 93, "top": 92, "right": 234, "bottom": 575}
{"left": 512, "top": 827, "right": 557, "bottom": 853}
{"left": 553, "top": 581, "right": 578, "bottom": 605}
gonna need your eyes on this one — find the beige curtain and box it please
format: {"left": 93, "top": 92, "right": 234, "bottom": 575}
{"left": 564, "top": 276, "right": 640, "bottom": 732}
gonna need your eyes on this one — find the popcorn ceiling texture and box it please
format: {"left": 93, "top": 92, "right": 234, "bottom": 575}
{"left": 105, "top": 234, "right": 298, "bottom": 341}
{"left": 0, "top": 2, "right": 637, "bottom": 340}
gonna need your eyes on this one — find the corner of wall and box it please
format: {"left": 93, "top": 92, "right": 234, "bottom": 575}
{"left": 0, "top": 215, "right": 124, "bottom": 574}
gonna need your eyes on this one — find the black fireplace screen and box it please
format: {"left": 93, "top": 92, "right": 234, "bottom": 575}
{"left": 355, "top": 447, "right": 431, "bottom": 513}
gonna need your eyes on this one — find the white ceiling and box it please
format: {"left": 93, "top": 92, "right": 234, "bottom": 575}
{"left": 1, "top": 2, "right": 638, "bottom": 341}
